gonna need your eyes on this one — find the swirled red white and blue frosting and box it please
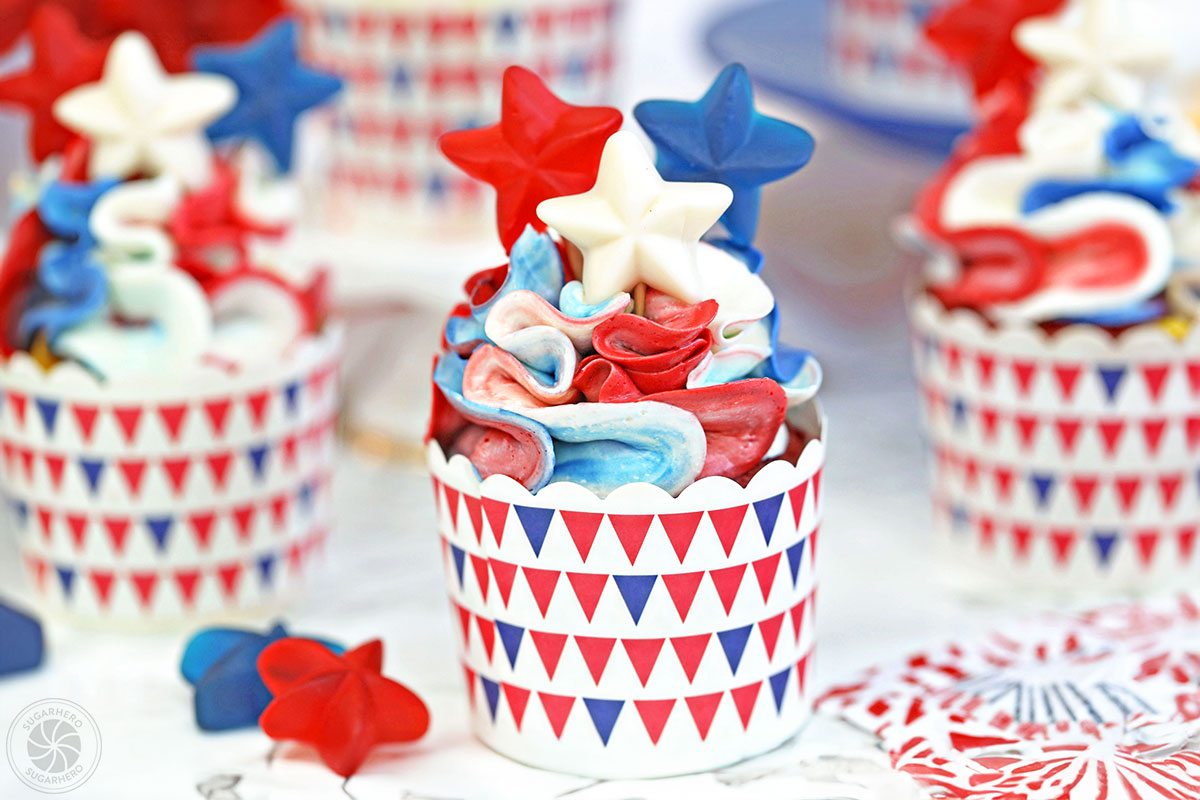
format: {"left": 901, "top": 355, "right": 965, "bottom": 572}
{"left": 429, "top": 66, "right": 822, "bottom": 497}
{"left": 910, "top": 0, "right": 1200, "bottom": 327}
{"left": 0, "top": 17, "right": 340, "bottom": 378}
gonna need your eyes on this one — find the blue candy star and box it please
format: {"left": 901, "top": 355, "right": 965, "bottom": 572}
{"left": 634, "top": 63, "right": 815, "bottom": 247}
{"left": 192, "top": 20, "right": 343, "bottom": 172}
{"left": 0, "top": 600, "right": 43, "bottom": 678}
{"left": 181, "top": 622, "right": 343, "bottom": 732}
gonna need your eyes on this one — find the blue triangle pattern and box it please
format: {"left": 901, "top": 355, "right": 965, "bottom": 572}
{"left": 494, "top": 620, "right": 525, "bottom": 669}
{"left": 258, "top": 554, "right": 277, "bottom": 585}
{"left": 1093, "top": 531, "right": 1119, "bottom": 567}
{"left": 247, "top": 445, "right": 270, "bottom": 480}
{"left": 391, "top": 67, "right": 410, "bottom": 91}
{"left": 1030, "top": 474, "right": 1055, "bottom": 509}
{"left": 146, "top": 516, "right": 174, "bottom": 552}
{"left": 612, "top": 575, "right": 657, "bottom": 624}
{"left": 786, "top": 539, "right": 807, "bottom": 587}
{"left": 583, "top": 698, "right": 623, "bottom": 746}
{"left": 79, "top": 458, "right": 105, "bottom": 494}
{"left": 34, "top": 398, "right": 58, "bottom": 435}
{"left": 450, "top": 544, "right": 466, "bottom": 589}
{"left": 1097, "top": 365, "right": 1127, "bottom": 403}
{"left": 496, "top": 13, "right": 517, "bottom": 37}
{"left": 717, "top": 625, "right": 754, "bottom": 674}
{"left": 428, "top": 174, "right": 446, "bottom": 199}
{"left": 951, "top": 504, "right": 970, "bottom": 533}
{"left": 951, "top": 397, "right": 968, "bottom": 429}
{"left": 513, "top": 505, "right": 554, "bottom": 556}
{"left": 56, "top": 565, "right": 75, "bottom": 597}
{"left": 769, "top": 664, "right": 792, "bottom": 712}
{"left": 480, "top": 677, "right": 500, "bottom": 721}
{"left": 283, "top": 382, "right": 301, "bottom": 415}
{"left": 297, "top": 482, "right": 313, "bottom": 512}
{"left": 10, "top": 498, "right": 27, "bottom": 527}
{"left": 753, "top": 494, "right": 784, "bottom": 546}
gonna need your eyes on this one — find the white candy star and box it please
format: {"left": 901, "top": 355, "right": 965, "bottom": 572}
{"left": 536, "top": 131, "right": 732, "bottom": 305}
{"left": 53, "top": 32, "right": 237, "bottom": 188}
{"left": 1015, "top": 0, "right": 1167, "bottom": 112}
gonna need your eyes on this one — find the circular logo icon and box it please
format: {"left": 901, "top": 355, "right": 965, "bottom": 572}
{"left": 7, "top": 699, "right": 101, "bottom": 794}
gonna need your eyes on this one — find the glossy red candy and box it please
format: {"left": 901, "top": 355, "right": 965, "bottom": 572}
{"left": 439, "top": 66, "right": 623, "bottom": 252}
{"left": 257, "top": 638, "right": 429, "bottom": 779}
{"left": 925, "top": 0, "right": 1066, "bottom": 101}
{"left": 0, "top": 4, "right": 109, "bottom": 162}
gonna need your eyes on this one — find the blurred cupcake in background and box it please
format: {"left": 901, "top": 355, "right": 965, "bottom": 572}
{"left": 904, "top": 0, "right": 1200, "bottom": 600}
{"left": 0, "top": 9, "right": 342, "bottom": 628}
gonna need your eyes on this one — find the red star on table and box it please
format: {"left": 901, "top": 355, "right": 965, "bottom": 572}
{"left": 925, "top": 0, "right": 1067, "bottom": 101}
{"left": 0, "top": 4, "right": 109, "bottom": 162}
{"left": 257, "top": 638, "right": 429, "bottom": 779}
{"left": 440, "top": 65, "right": 623, "bottom": 252}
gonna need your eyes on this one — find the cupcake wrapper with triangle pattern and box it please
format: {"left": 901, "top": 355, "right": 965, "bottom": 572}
{"left": 292, "top": 0, "right": 619, "bottom": 231}
{"left": 828, "top": 0, "right": 966, "bottom": 117}
{"left": 0, "top": 329, "right": 341, "bottom": 627}
{"left": 428, "top": 407, "right": 825, "bottom": 779}
{"left": 910, "top": 292, "right": 1200, "bottom": 597}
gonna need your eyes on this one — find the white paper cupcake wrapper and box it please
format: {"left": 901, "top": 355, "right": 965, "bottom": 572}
{"left": 294, "top": 0, "right": 620, "bottom": 232}
{"left": 0, "top": 329, "right": 341, "bottom": 628}
{"left": 910, "top": 292, "right": 1200, "bottom": 597}
{"left": 428, "top": 410, "right": 825, "bottom": 779}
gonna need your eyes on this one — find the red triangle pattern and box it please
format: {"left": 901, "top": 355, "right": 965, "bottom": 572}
{"left": 560, "top": 510, "right": 603, "bottom": 562}
{"left": 731, "top": 681, "right": 762, "bottom": 730}
{"left": 470, "top": 553, "right": 490, "bottom": 602}
{"left": 709, "top": 564, "right": 746, "bottom": 614}
{"left": 609, "top": 514, "right": 653, "bottom": 565}
{"left": 523, "top": 567, "right": 562, "bottom": 617}
{"left": 482, "top": 498, "right": 509, "bottom": 547}
{"left": 634, "top": 699, "right": 676, "bottom": 745}
{"left": 670, "top": 634, "right": 711, "bottom": 682}
{"left": 489, "top": 558, "right": 517, "bottom": 606}
{"left": 708, "top": 505, "right": 747, "bottom": 557}
{"left": 575, "top": 635, "right": 616, "bottom": 684}
{"left": 501, "top": 683, "right": 531, "bottom": 730}
{"left": 462, "top": 495, "right": 484, "bottom": 544}
{"left": 659, "top": 511, "right": 703, "bottom": 563}
{"left": 530, "top": 631, "right": 568, "bottom": 679}
{"left": 538, "top": 692, "right": 575, "bottom": 738}
{"left": 661, "top": 571, "right": 704, "bottom": 623}
{"left": 565, "top": 571, "right": 606, "bottom": 622}
{"left": 685, "top": 692, "right": 723, "bottom": 741}
{"left": 621, "top": 638, "right": 666, "bottom": 687}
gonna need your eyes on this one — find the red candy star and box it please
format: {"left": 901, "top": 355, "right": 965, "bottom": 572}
{"left": 925, "top": 0, "right": 1067, "bottom": 101}
{"left": 439, "top": 66, "right": 623, "bottom": 252}
{"left": 257, "top": 638, "right": 429, "bottom": 779}
{"left": 76, "top": 0, "right": 285, "bottom": 72}
{"left": 0, "top": 4, "right": 109, "bottom": 162}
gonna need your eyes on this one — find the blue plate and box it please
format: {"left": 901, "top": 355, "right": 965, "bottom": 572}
{"left": 704, "top": 0, "right": 972, "bottom": 153}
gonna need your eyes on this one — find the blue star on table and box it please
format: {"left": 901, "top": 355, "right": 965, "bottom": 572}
{"left": 180, "top": 622, "right": 343, "bottom": 732}
{"left": 0, "top": 600, "right": 43, "bottom": 678}
{"left": 191, "top": 19, "right": 343, "bottom": 173}
{"left": 633, "top": 63, "right": 815, "bottom": 247}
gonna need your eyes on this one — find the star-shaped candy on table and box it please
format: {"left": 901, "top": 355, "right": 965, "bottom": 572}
{"left": 440, "top": 65, "right": 623, "bottom": 252}
{"left": 52, "top": 31, "right": 237, "bottom": 188}
{"left": 0, "top": 600, "right": 43, "bottom": 678}
{"left": 1015, "top": 0, "right": 1168, "bottom": 112}
{"left": 181, "top": 622, "right": 343, "bottom": 732}
{"left": 191, "top": 20, "right": 342, "bottom": 173}
{"left": 258, "top": 638, "right": 429, "bottom": 778}
{"left": 925, "top": 0, "right": 1066, "bottom": 101}
{"left": 0, "top": 4, "right": 109, "bottom": 162}
{"left": 537, "top": 131, "right": 732, "bottom": 305}
{"left": 633, "top": 63, "right": 813, "bottom": 247}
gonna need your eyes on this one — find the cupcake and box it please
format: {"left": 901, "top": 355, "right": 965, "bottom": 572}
{"left": 428, "top": 64, "right": 824, "bottom": 778}
{"left": 905, "top": 0, "right": 1200, "bottom": 598}
{"left": 0, "top": 12, "right": 342, "bottom": 628}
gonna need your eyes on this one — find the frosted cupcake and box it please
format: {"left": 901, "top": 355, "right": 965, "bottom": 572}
{"left": 0, "top": 11, "right": 342, "bottom": 627}
{"left": 905, "top": 0, "right": 1200, "bottom": 598}
{"left": 428, "top": 64, "right": 825, "bottom": 778}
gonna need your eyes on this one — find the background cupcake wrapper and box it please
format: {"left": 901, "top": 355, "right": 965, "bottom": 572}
{"left": 428, "top": 411, "right": 825, "bottom": 779}
{"left": 910, "top": 293, "right": 1200, "bottom": 596}
{"left": 0, "top": 329, "right": 341, "bottom": 626}
{"left": 293, "top": 0, "right": 620, "bottom": 231}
